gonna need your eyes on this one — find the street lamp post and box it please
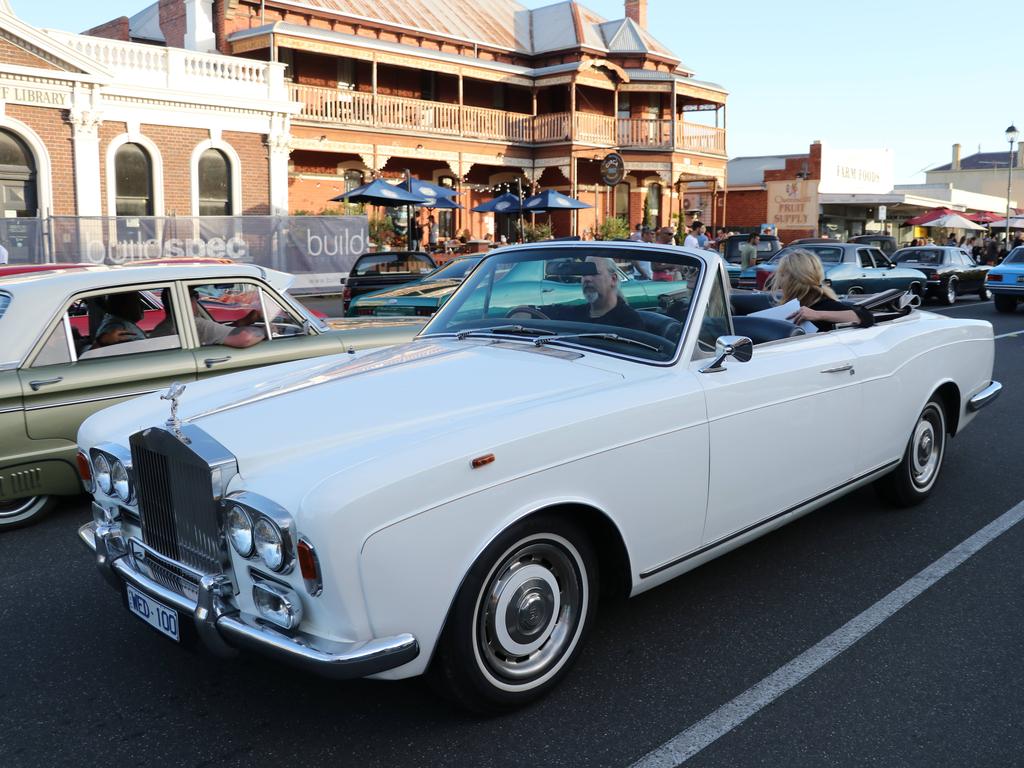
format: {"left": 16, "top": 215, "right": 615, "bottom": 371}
{"left": 1006, "top": 123, "right": 1019, "bottom": 252}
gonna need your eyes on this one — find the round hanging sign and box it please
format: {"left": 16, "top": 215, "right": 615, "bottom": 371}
{"left": 600, "top": 153, "right": 625, "bottom": 186}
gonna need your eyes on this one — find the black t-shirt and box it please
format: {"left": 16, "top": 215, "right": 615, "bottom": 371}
{"left": 809, "top": 297, "right": 874, "bottom": 332}
{"left": 548, "top": 298, "right": 645, "bottom": 330}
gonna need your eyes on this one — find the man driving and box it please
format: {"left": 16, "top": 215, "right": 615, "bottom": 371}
{"left": 152, "top": 287, "right": 265, "bottom": 348}
{"left": 548, "top": 256, "right": 644, "bottom": 330}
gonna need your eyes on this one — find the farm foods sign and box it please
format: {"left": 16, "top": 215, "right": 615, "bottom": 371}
{"left": 767, "top": 180, "right": 819, "bottom": 230}
{"left": 818, "top": 145, "right": 894, "bottom": 195}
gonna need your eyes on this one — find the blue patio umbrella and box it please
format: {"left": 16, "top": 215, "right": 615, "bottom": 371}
{"left": 395, "top": 177, "right": 459, "bottom": 202}
{"left": 329, "top": 178, "right": 427, "bottom": 206}
{"left": 471, "top": 193, "right": 524, "bottom": 213}
{"left": 522, "top": 189, "right": 592, "bottom": 213}
{"left": 422, "top": 195, "right": 462, "bottom": 210}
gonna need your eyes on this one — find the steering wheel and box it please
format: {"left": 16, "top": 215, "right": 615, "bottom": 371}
{"left": 505, "top": 305, "right": 550, "bottom": 320}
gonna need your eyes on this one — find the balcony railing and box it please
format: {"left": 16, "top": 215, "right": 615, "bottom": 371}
{"left": 290, "top": 84, "right": 726, "bottom": 156}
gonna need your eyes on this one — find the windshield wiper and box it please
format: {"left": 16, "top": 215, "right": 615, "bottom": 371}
{"left": 533, "top": 333, "right": 661, "bottom": 353}
{"left": 454, "top": 325, "right": 556, "bottom": 340}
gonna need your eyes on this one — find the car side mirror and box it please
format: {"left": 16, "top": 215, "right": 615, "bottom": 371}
{"left": 701, "top": 335, "right": 753, "bottom": 374}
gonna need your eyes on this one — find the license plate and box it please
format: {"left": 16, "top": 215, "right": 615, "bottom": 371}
{"left": 1017, "top": 276, "right": 1024, "bottom": 284}
{"left": 126, "top": 584, "right": 180, "bottom": 642}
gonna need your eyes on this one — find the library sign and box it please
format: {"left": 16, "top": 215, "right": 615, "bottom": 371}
{"left": 0, "top": 82, "right": 70, "bottom": 108}
{"left": 767, "top": 179, "right": 819, "bottom": 230}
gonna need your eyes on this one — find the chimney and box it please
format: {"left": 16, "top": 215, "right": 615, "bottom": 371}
{"left": 625, "top": 0, "right": 647, "bottom": 27}
{"left": 952, "top": 143, "right": 961, "bottom": 171}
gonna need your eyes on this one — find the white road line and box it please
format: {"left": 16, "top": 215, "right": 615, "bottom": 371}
{"left": 994, "top": 330, "right": 1024, "bottom": 340}
{"left": 629, "top": 500, "right": 1024, "bottom": 768}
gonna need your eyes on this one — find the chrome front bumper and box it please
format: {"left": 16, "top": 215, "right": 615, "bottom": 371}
{"left": 968, "top": 381, "right": 1002, "bottom": 413}
{"left": 79, "top": 520, "right": 419, "bottom": 679}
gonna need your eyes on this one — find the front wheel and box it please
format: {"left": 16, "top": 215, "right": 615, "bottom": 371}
{"left": 0, "top": 495, "right": 57, "bottom": 530}
{"left": 430, "top": 515, "right": 598, "bottom": 712}
{"left": 994, "top": 294, "right": 1017, "bottom": 313}
{"left": 875, "top": 400, "right": 946, "bottom": 507}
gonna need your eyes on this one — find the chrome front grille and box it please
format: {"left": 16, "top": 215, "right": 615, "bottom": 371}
{"left": 129, "top": 426, "right": 237, "bottom": 585}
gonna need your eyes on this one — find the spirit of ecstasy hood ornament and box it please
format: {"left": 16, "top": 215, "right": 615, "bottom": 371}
{"left": 161, "top": 382, "right": 188, "bottom": 441}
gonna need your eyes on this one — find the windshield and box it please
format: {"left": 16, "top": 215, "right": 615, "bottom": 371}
{"left": 894, "top": 249, "right": 942, "bottom": 265}
{"left": 424, "top": 257, "right": 483, "bottom": 281}
{"left": 723, "top": 237, "right": 778, "bottom": 263}
{"left": 421, "top": 246, "right": 704, "bottom": 363}
{"left": 1004, "top": 247, "right": 1024, "bottom": 265}
{"left": 772, "top": 245, "right": 844, "bottom": 265}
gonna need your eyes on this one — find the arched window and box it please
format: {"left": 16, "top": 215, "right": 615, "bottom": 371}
{"left": 0, "top": 128, "right": 37, "bottom": 217}
{"left": 646, "top": 183, "right": 662, "bottom": 228}
{"left": 614, "top": 183, "right": 630, "bottom": 219}
{"left": 198, "top": 148, "right": 232, "bottom": 216}
{"left": 114, "top": 143, "right": 153, "bottom": 217}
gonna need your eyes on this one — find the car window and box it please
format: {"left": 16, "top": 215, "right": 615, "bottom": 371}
{"left": 1004, "top": 247, "right": 1024, "bottom": 264}
{"left": 425, "top": 257, "right": 482, "bottom": 280}
{"left": 260, "top": 290, "right": 307, "bottom": 339}
{"left": 777, "top": 246, "right": 842, "bottom": 264}
{"left": 873, "top": 249, "right": 894, "bottom": 268}
{"left": 187, "top": 281, "right": 277, "bottom": 347}
{"left": 858, "top": 249, "right": 875, "bottom": 268}
{"left": 695, "top": 270, "right": 731, "bottom": 357}
{"left": 32, "top": 319, "right": 73, "bottom": 367}
{"left": 353, "top": 253, "right": 434, "bottom": 276}
{"left": 895, "top": 249, "right": 942, "bottom": 265}
{"left": 61, "top": 286, "right": 182, "bottom": 363}
{"left": 0, "top": 291, "right": 10, "bottom": 320}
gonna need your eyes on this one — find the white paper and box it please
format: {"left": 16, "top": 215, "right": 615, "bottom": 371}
{"left": 746, "top": 299, "right": 818, "bottom": 334}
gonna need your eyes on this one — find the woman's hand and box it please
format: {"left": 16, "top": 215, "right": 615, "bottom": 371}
{"left": 787, "top": 306, "right": 822, "bottom": 324}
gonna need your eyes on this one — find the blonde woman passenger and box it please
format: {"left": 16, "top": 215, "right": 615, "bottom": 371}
{"left": 768, "top": 249, "right": 874, "bottom": 332}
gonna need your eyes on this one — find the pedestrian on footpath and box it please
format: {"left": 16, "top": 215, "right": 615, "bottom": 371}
{"left": 739, "top": 232, "right": 760, "bottom": 270}
{"left": 683, "top": 221, "right": 703, "bottom": 249}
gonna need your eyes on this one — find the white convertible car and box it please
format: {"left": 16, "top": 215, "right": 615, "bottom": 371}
{"left": 78, "top": 242, "right": 1000, "bottom": 711}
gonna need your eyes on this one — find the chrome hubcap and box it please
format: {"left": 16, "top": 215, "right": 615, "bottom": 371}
{"left": 948, "top": 282, "right": 956, "bottom": 302}
{"left": 477, "top": 539, "right": 583, "bottom": 683}
{"left": 911, "top": 417, "right": 940, "bottom": 488}
{"left": 0, "top": 496, "right": 41, "bottom": 520}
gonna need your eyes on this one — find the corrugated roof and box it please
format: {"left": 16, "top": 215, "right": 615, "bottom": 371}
{"left": 727, "top": 155, "right": 803, "bottom": 186}
{"left": 273, "top": 0, "right": 679, "bottom": 60}
{"left": 128, "top": 2, "right": 163, "bottom": 42}
{"left": 931, "top": 150, "right": 1019, "bottom": 172}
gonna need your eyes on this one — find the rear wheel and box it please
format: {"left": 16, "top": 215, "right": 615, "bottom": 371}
{"left": 942, "top": 277, "right": 958, "bottom": 306}
{"left": 994, "top": 294, "right": 1017, "bottom": 313}
{"left": 0, "top": 495, "right": 57, "bottom": 530}
{"left": 875, "top": 400, "right": 946, "bottom": 507}
{"left": 430, "top": 515, "right": 598, "bottom": 712}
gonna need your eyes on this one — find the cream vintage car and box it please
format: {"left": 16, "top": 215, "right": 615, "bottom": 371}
{"left": 77, "top": 243, "right": 999, "bottom": 711}
{"left": 0, "top": 263, "right": 422, "bottom": 528}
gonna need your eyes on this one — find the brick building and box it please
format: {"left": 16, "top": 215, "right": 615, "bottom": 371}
{"left": 87, "top": 0, "right": 729, "bottom": 240}
{"left": 0, "top": 1, "right": 293, "bottom": 262}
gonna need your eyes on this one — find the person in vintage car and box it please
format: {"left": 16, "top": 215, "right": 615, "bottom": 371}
{"left": 0, "top": 263, "right": 424, "bottom": 529}
{"left": 77, "top": 243, "right": 999, "bottom": 712}
{"left": 543, "top": 256, "right": 644, "bottom": 329}
{"left": 152, "top": 287, "right": 265, "bottom": 348}
{"left": 771, "top": 249, "right": 875, "bottom": 332}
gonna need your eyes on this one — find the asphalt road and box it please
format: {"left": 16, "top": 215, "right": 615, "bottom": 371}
{"left": 2, "top": 297, "right": 1023, "bottom": 768}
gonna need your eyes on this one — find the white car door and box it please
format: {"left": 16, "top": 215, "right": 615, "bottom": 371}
{"left": 692, "top": 284, "right": 862, "bottom": 545}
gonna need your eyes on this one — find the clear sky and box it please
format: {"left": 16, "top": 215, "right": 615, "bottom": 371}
{"left": 10, "top": 0, "right": 1017, "bottom": 183}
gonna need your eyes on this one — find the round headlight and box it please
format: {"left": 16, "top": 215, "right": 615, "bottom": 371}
{"left": 111, "top": 460, "right": 132, "bottom": 503}
{"left": 225, "top": 505, "right": 254, "bottom": 557}
{"left": 93, "top": 454, "right": 112, "bottom": 495}
{"left": 254, "top": 517, "right": 285, "bottom": 571}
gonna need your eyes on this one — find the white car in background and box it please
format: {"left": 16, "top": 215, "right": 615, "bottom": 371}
{"left": 78, "top": 242, "right": 999, "bottom": 711}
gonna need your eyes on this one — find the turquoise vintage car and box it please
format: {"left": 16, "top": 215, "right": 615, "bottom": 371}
{"left": 348, "top": 255, "right": 692, "bottom": 317}
{"left": 986, "top": 246, "right": 1024, "bottom": 313}
{"left": 347, "top": 255, "right": 484, "bottom": 317}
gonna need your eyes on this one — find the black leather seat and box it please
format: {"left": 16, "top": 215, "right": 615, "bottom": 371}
{"left": 637, "top": 310, "right": 682, "bottom": 342}
{"left": 732, "top": 316, "right": 806, "bottom": 344}
{"left": 730, "top": 292, "right": 775, "bottom": 316}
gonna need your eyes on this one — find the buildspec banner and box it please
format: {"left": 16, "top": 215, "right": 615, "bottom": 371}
{"left": 45, "top": 216, "right": 369, "bottom": 292}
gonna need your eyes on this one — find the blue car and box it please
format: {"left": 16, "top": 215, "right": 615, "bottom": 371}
{"left": 985, "top": 246, "right": 1024, "bottom": 313}
{"left": 738, "top": 242, "right": 927, "bottom": 296}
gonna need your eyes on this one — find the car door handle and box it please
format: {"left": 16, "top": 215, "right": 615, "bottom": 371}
{"left": 29, "top": 376, "right": 63, "bottom": 391}
{"left": 541, "top": 288, "right": 555, "bottom": 293}
{"left": 821, "top": 364, "right": 855, "bottom": 375}
{"left": 204, "top": 356, "right": 232, "bottom": 368}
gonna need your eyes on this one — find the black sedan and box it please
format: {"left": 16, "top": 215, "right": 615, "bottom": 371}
{"left": 891, "top": 247, "right": 990, "bottom": 305}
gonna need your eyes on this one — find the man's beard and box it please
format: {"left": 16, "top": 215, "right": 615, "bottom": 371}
{"left": 583, "top": 286, "right": 600, "bottom": 305}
